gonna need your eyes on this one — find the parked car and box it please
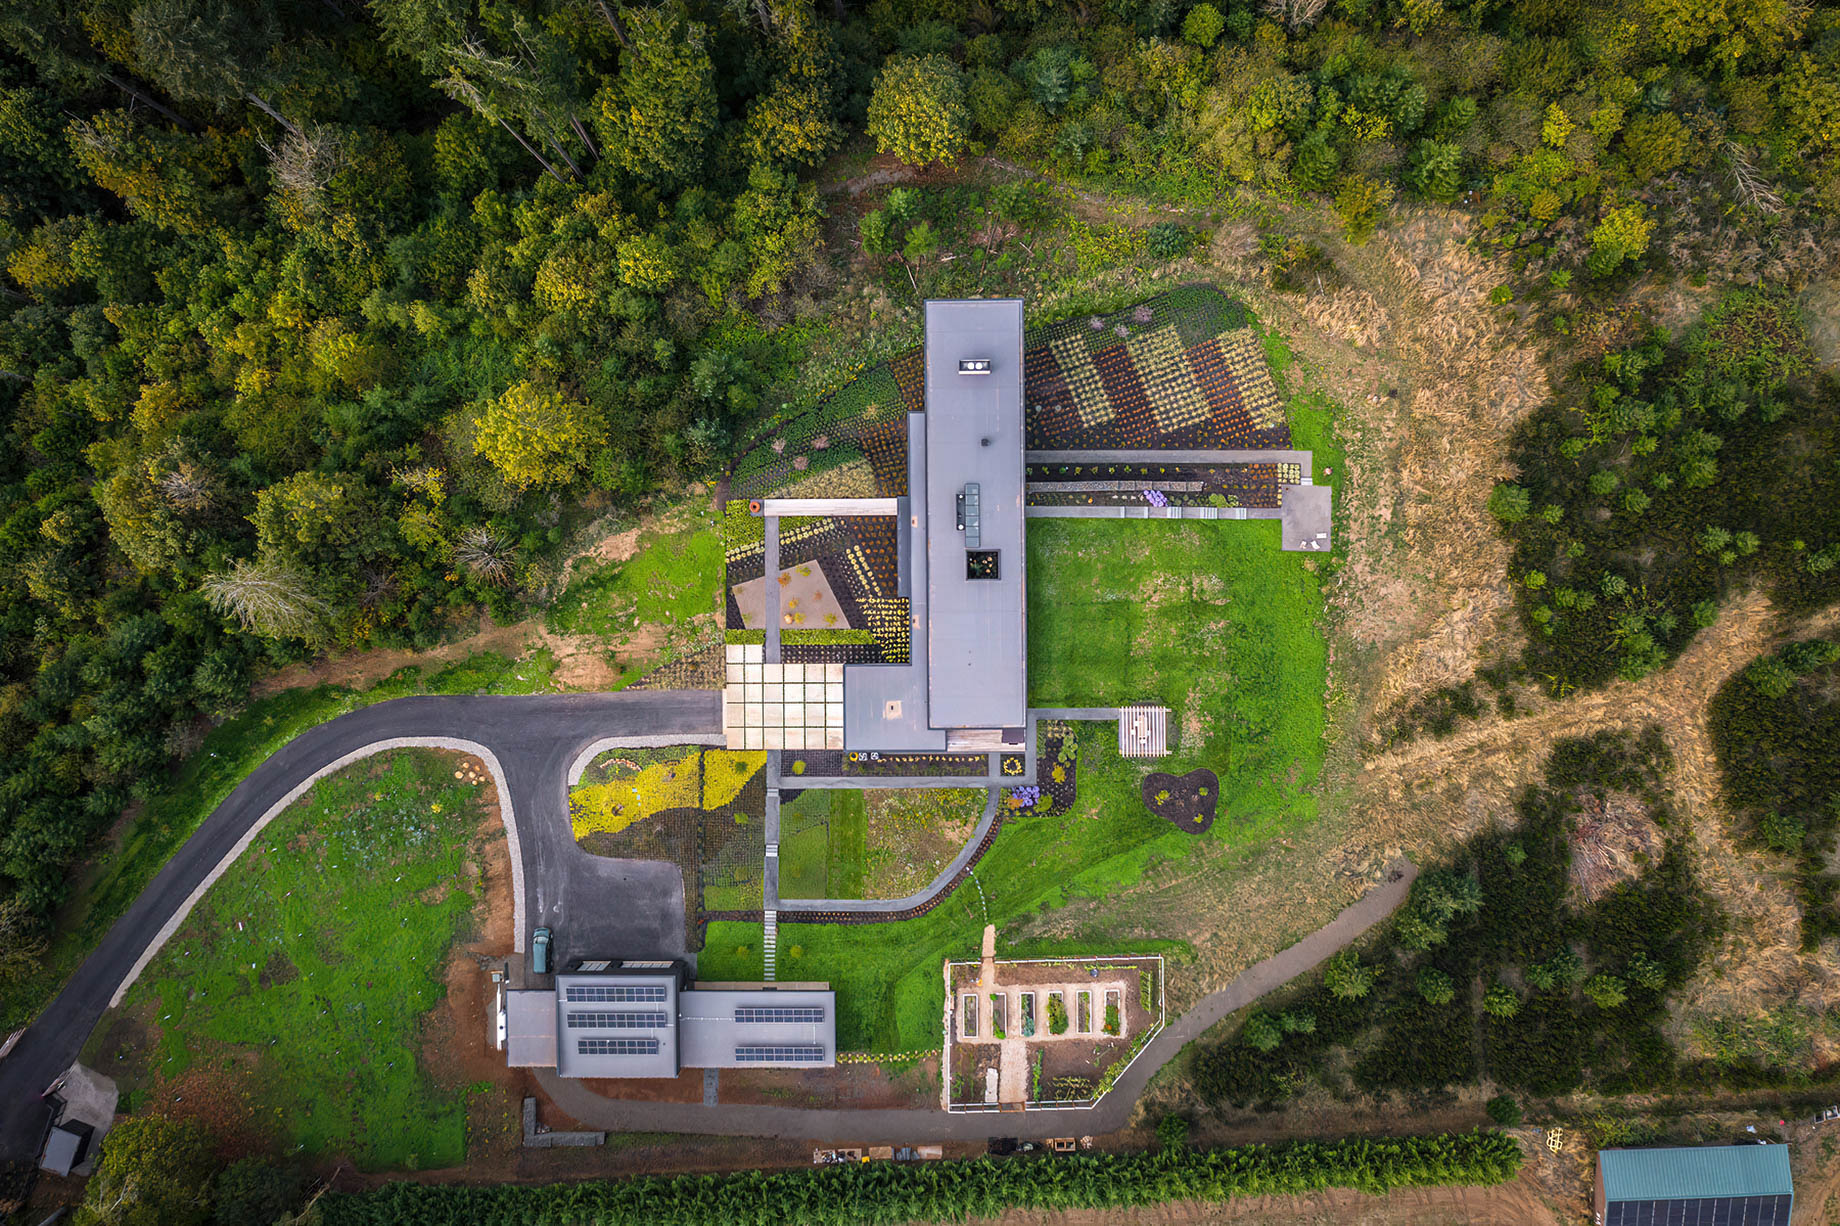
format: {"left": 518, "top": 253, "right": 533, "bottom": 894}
{"left": 531, "top": 927, "right": 552, "bottom": 975}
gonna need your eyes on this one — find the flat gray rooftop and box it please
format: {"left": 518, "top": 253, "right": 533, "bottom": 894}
{"left": 676, "top": 987, "right": 836, "bottom": 1069}
{"left": 844, "top": 412, "right": 946, "bottom": 751}
{"left": 1280, "top": 483, "right": 1332, "bottom": 552}
{"left": 553, "top": 972, "right": 678, "bottom": 1079}
{"left": 924, "top": 299, "right": 1026, "bottom": 730}
{"left": 506, "top": 989, "right": 558, "bottom": 1068}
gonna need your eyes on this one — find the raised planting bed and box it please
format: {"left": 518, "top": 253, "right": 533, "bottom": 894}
{"left": 1143, "top": 768, "right": 1219, "bottom": 834}
{"left": 944, "top": 956, "right": 1166, "bottom": 1110}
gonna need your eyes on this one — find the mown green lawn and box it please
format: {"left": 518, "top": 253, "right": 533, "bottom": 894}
{"left": 91, "top": 750, "right": 486, "bottom": 1169}
{"left": 4, "top": 651, "right": 552, "bottom": 1032}
{"left": 707, "top": 516, "right": 1328, "bottom": 1052}
{"left": 546, "top": 519, "right": 723, "bottom": 639}
{"left": 776, "top": 789, "right": 865, "bottom": 900}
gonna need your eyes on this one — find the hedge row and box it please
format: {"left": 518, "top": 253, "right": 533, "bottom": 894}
{"left": 320, "top": 1132, "right": 1523, "bottom": 1225}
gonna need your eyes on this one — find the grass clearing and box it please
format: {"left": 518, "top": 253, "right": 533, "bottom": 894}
{"left": 2, "top": 651, "right": 552, "bottom": 1032}
{"left": 862, "top": 790, "right": 985, "bottom": 899}
{"left": 85, "top": 750, "right": 486, "bottom": 1169}
{"left": 546, "top": 519, "right": 723, "bottom": 641}
{"left": 826, "top": 791, "right": 866, "bottom": 899}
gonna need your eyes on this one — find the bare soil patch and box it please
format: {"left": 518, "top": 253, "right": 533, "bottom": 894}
{"left": 1567, "top": 790, "right": 1662, "bottom": 904}
{"left": 418, "top": 754, "right": 527, "bottom": 1165}
{"left": 720, "top": 1058, "right": 937, "bottom": 1109}
{"left": 1143, "top": 769, "right": 1218, "bottom": 834}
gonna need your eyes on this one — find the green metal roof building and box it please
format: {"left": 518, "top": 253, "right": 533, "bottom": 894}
{"left": 1596, "top": 1143, "right": 1793, "bottom": 1225}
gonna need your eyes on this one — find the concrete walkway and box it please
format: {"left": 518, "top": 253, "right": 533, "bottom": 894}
{"left": 535, "top": 858, "right": 1416, "bottom": 1141}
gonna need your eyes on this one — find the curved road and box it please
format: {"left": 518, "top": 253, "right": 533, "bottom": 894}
{"left": 0, "top": 690, "right": 720, "bottom": 1162}
{"left": 0, "top": 687, "right": 1416, "bottom": 1161}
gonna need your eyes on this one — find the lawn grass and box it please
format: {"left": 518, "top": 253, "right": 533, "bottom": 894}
{"left": 89, "top": 750, "right": 484, "bottom": 1169}
{"left": 778, "top": 789, "right": 835, "bottom": 899}
{"left": 704, "top": 515, "right": 1328, "bottom": 1052}
{"left": 825, "top": 791, "right": 866, "bottom": 898}
{"left": 2, "top": 651, "right": 553, "bottom": 1032}
{"left": 779, "top": 815, "right": 831, "bottom": 899}
{"left": 546, "top": 518, "right": 723, "bottom": 640}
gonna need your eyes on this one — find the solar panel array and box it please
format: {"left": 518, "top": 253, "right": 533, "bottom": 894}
{"left": 1605, "top": 1196, "right": 1793, "bottom": 1226}
{"left": 565, "top": 984, "right": 667, "bottom": 1003}
{"left": 576, "top": 1037, "right": 661, "bottom": 1056}
{"left": 734, "top": 1045, "right": 826, "bottom": 1063}
{"left": 734, "top": 1006, "right": 826, "bottom": 1024}
{"left": 565, "top": 1011, "right": 669, "bottom": 1030}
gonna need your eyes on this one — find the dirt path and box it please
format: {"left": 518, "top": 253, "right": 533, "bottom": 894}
{"left": 1356, "top": 589, "right": 1840, "bottom": 1050}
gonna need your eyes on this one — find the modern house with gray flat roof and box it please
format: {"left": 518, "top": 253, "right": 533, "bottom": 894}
{"left": 838, "top": 298, "right": 1029, "bottom": 752}
{"left": 724, "top": 295, "right": 1332, "bottom": 756}
{"left": 503, "top": 961, "right": 835, "bottom": 1079}
{"left": 923, "top": 298, "right": 1027, "bottom": 732}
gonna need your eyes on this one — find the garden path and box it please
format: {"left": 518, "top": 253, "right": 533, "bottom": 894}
{"left": 536, "top": 857, "right": 1417, "bottom": 1142}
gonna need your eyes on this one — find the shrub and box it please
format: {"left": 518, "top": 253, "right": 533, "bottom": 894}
{"left": 1324, "top": 951, "right": 1377, "bottom": 1000}
{"left": 1244, "top": 1011, "right": 1284, "bottom": 1052}
{"left": 78, "top": 1114, "right": 216, "bottom": 1226}
{"left": 867, "top": 56, "right": 970, "bottom": 166}
{"left": 1145, "top": 222, "right": 1194, "bottom": 259}
{"left": 1626, "top": 953, "right": 1666, "bottom": 990}
{"left": 1293, "top": 132, "right": 1341, "bottom": 192}
{"left": 1417, "top": 966, "right": 1457, "bottom": 1005}
{"left": 1482, "top": 984, "right": 1521, "bottom": 1018}
{"left": 1405, "top": 139, "right": 1464, "bottom": 203}
{"left": 1181, "top": 3, "right": 1227, "bottom": 46}
{"left": 1333, "top": 174, "right": 1395, "bottom": 245}
{"left": 1485, "top": 1094, "right": 1523, "bottom": 1126}
{"left": 1586, "top": 202, "right": 1654, "bottom": 276}
{"left": 1156, "top": 1113, "right": 1191, "bottom": 1150}
{"left": 1583, "top": 973, "right": 1627, "bottom": 1009}
{"left": 1488, "top": 483, "right": 1532, "bottom": 523}
{"left": 1759, "top": 810, "right": 1805, "bottom": 853}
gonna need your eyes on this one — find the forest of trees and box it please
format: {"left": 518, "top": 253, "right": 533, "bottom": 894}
{"left": 2, "top": 0, "right": 1837, "bottom": 970}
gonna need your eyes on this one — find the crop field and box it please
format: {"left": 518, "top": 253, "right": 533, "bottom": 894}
{"left": 82, "top": 750, "right": 489, "bottom": 1169}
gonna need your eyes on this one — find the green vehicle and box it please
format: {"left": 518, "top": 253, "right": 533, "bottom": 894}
{"left": 530, "top": 927, "right": 552, "bottom": 975}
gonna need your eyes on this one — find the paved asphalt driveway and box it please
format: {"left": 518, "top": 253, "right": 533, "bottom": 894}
{"left": 0, "top": 689, "right": 721, "bottom": 1162}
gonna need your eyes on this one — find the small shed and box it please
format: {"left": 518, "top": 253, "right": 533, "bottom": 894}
{"left": 1597, "top": 1143, "right": 1793, "bottom": 1225}
{"left": 504, "top": 989, "right": 558, "bottom": 1068}
{"left": 40, "top": 1121, "right": 93, "bottom": 1177}
{"left": 1118, "top": 706, "right": 1168, "bottom": 758}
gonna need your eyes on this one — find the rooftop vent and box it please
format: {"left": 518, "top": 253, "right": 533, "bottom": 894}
{"left": 958, "top": 358, "right": 992, "bottom": 375}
